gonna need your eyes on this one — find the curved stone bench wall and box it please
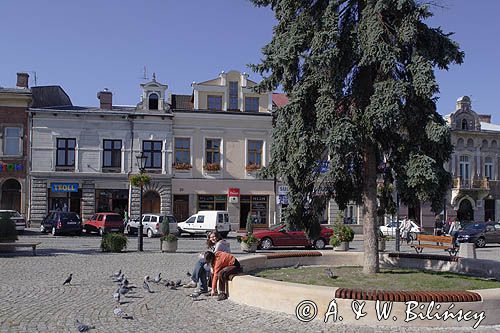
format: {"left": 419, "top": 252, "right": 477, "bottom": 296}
{"left": 228, "top": 251, "right": 500, "bottom": 328}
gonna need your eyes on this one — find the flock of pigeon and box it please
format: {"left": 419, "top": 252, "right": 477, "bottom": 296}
{"left": 63, "top": 269, "right": 194, "bottom": 332}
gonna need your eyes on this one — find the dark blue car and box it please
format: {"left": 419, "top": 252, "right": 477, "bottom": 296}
{"left": 40, "top": 211, "right": 82, "bottom": 236}
{"left": 456, "top": 222, "right": 500, "bottom": 248}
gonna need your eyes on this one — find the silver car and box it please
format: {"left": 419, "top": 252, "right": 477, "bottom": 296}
{"left": 125, "top": 214, "right": 178, "bottom": 238}
{"left": 0, "top": 210, "right": 27, "bottom": 234}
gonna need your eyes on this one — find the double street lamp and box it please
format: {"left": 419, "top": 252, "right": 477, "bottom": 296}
{"left": 136, "top": 152, "right": 147, "bottom": 252}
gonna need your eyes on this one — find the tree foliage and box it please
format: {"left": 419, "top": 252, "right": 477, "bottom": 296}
{"left": 251, "top": 0, "right": 463, "bottom": 273}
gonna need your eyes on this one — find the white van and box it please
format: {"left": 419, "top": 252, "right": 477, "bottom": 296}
{"left": 177, "top": 211, "right": 231, "bottom": 237}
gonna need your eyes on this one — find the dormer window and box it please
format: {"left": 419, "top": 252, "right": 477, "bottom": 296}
{"left": 461, "top": 119, "right": 468, "bottom": 130}
{"left": 208, "top": 95, "right": 222, "bottom": 110}
{"left": 149, "top": 93, "right": 159, "bottom": 110}
{"left": 229, "top": 81, "right": 239, "bottom": 110}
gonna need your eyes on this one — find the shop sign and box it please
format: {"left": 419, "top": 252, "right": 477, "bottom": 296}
{"left": 228, "top": 188, "right": 240, "bottom": 197}
{"left": 277, "top": 194, "right": 289, "bottom": 205}
{"left": 51, "top": 183, "right": 79, "bottom": 192}
{"left": 0, "top": 163, "right": 23, "bottom": 172}
{"left": 277, "top": 185, "right": 288, "bottom": 195}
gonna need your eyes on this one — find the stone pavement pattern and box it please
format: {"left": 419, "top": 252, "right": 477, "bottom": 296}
{"left": 1, "top": 231, "right": 500, "bottom": 332}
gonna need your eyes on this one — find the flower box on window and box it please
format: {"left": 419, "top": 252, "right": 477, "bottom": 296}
{"left": 246, "top": 163, "right": 261, "bottom": 172}
{"left": 204, "top": 163, "right": 221, "bottom": 172}
{"left": 173, "top": 163, "right": 192, "bottom": 170}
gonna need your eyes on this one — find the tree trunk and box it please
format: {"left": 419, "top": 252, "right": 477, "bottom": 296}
{"left": 362, "top": 144, "right": 379, "bottom": 274}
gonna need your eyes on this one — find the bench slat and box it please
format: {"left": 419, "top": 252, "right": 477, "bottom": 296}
{"left": 413, "top": 244, "right": 451, "bottom": 250}
{"left": 417, "top": 235, "right": 452, "bottom": 243}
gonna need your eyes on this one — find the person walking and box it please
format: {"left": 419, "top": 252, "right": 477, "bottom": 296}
{"left": 400, "top": 216, "right": 412, "bottom": 245}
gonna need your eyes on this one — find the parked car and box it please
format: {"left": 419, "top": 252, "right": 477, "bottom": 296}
{"left": 177, "top": 211, "right": 231, "bottom": 237}
{"left": 125, "top": 214, "right": 178, "bottom": 237}
{"left": 456, "top": 222, "right": 500, "bottom": 248}
{"left": 40, "top": 211, "right": 82, "bottom": 236}
{"left": 379, "top": 220, "right": 423, "bottom": 240}
{"left": 83, "top": 212, "right": 124, "bottom": 236}
{"left": 0, "top": 210, "right": 27, "bottom": 234}
{"left": 254, "top": 224, "right": 334, "bottom": 250}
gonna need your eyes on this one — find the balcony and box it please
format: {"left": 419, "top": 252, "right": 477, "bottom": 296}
{"left": 452, "top": 177, "right": 489, "bottom": 190}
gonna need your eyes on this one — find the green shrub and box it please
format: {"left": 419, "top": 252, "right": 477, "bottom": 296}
{"left": 0, "top": 213, "right": 18, "bottom": 242}
{"left": 335, "top": 225, "right": 355, "bottom": 243}
{"left": 240, "top": 233, "right": 259, "bottom": 245}
{"left": 160, "top": 233, "right": 177, "bottom": 242}
{"left": 101, "top": 233, "right": 128, "bottom": 252}
{"left": 161, "top": 214, "right": 170, "bottom": 235}
{"left": 329, "top": 234, "right": 341, "bottom": 247}
{"left": 129, "top": 174, "right": 151, "bottom": 187}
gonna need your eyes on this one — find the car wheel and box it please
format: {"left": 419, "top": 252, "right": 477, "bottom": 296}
{"left": 313, "top": 238, "right": 326, "bottom": 250}
{"left": 99, "top": 228, "right": 105, "bottom": 237}
{"left": 475, "top": 237, "right": 486, "bottom": 248}
{"left": 51, "top": 227, "right": 58, "bottom": 236}
{"left": 260, "top": 237, "right": 273, "bottom": 250}
{"left": 147, "top": 229, "right": 154, "bottom": 238}
{"left": 84, "top": 227, "right": 91, "bottom": 234}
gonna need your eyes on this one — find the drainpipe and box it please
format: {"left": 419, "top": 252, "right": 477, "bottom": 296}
{"left": 128, "top": 116, "right": 134, "bottom": 218}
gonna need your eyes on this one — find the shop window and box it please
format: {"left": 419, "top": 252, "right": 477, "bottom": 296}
{"left": 207, "top": 95, "right": 222, "bottom": 110}
{"left": 240, "top": 195, "right": 268, "bottom": 228}
{"left": 103, "top": 140, "right": 122, "bottom": 169}
{"left": 4, "top": 127, "right": 22, "bottom": 156}
{"left": 143, "top": 140, "right": 162, "bottom": 169}
{"left": 56, "top": 138, "right": 76, "bottom": 167}
{"left": 198, "top": 195, "right": 227, "bottom": 211}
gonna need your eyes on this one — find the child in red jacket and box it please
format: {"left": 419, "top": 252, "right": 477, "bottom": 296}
{"left": 204, "top": 251, "right": 241, "bottom": 301}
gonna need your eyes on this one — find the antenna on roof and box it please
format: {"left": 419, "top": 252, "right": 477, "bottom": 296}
{"left": 22, "top": 70, "right": 38, "bottom": 86}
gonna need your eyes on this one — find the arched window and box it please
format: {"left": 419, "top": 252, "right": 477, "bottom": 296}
{"left": 461, "top": 119, "right": 468, "bottom": 130}
{"left": 148, "top": 93, "right": 159, "bottom": 110}
{"left": 484, "top": 156, "right": 494, "bottom": 180}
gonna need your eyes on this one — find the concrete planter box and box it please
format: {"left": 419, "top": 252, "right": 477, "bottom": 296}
{"left": 378, "top": 239, "right": 386, "bottom": 252}
{"left": 334, "top": 241, "right": 349, "bottom": 251}
{"left": 241, "top": 242, "right": 258, "bottom": 253}
{"left": 0, "top": 240, "right": 17, "bottom": 253}
{"left": 161, "top": 240, "right": 178, "bottom": 253}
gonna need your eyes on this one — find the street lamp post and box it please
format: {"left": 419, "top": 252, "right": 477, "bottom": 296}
{"left": 136, "top": 152, "right": 147, "bottom": 252}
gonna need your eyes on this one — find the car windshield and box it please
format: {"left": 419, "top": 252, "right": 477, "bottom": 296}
{"left": 106, "top": 215, "right": 122, "bottom": 222}
{"left": 60, "top": 213, "right": 79, "bottom": 222}
{"left": 269, "top": 224, "right": 284, "bottom": 231}
{"left": 464, "top": 224, "right": 485, "bottom": 231}
{"left": 0, "top": 211, "right": 21, "bottom": 218}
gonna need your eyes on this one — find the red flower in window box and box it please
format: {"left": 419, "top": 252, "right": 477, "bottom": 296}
{"left": 246, "top": 163, "right": 261, "bottom": 172}
{"left": 173, "top": 162, "right": 192, "bottom": 170}
{"left": 204, "top": 163, "right": 221, "bottom": 172}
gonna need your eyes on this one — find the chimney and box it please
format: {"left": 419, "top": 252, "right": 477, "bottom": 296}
{"left": 16, "top": 72, "right": 29, "bottom": 89}
{"left": 97, "top": 88, "right": 112, "bottom": 110}
{"left": 478, "top": 114, "right": 491, "bottom": 124}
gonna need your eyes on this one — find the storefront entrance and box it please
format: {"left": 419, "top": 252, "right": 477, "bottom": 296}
{"left": 96, "top": 189, "right": 129, "bottom": 216}
{"left": 1, "top": 179, "right": 21, "bottom": 211}
{"left": 173, "top": 195, "right": 189, "bottom": 222}
{"left": 457, "top": 198, "right": 474, "bottom": 222}
{"left": 49, "top": 189, "right": 82, "bottom": 215}
{"left": 485, "top": 199, "right": 495, "bottom": 221}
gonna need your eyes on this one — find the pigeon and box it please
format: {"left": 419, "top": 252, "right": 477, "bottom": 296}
{"left": 144, "top": 275, "right": 150, "bottom": 282}
{"left": 119, "top": 286, "right": 130, "bottom": 295}
{"left": 188, "top": 292, "right": 200, "bottom": 298}
{"left": 63, "top": 273, "right": 73, "bottom": 285}
{"left": 325, "top": 268, "right": 336, "bottom": 279}
{"left": 75, "top": 319, "right": 95, "bottom": 332}
{"left": 113, "top": 308, "right": 134, "bottom": 320}
{"left": 175, "top": 279, "right": 182, "bottom": 287}
{"left": 143, "top": 280, "right": 154, "bottom": 293}
{"left": 293, "top": 262, "right": 300, "bottom": 269}
{"left": 114, "top": 274, "right": 125, "bottom": 283}
{"left": 111, "top": 269, "right": 122, "bottom": 278}
{"left": 186, "top": 271, "right": 192, "bottom": 277}
{"left": 153, "top": 273, "right": 162, "bottom": 283}
{"left": 122, "top": 279, "right": 129, "bottom": 287}
{"left": 113, "top": 289, "right": 121, "bottom": 303}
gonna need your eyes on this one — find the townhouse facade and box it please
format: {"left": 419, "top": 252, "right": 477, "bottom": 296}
{"left": 0, "top": 73, "right": 32, "bottom": 215}
{"left": 170, "top": 70, "right": 276, "bottom": 231}
{"left": 28, "top": 76, "right": 174, "bottom": 224}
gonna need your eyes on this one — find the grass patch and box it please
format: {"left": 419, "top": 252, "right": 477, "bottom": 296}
{"left": 254, "top": 266, "right": 500, "bottom": 291}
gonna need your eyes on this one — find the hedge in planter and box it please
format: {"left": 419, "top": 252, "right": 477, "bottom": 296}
{"left": 0, "top": 214, "right": 18, "bottom": 242}
{"left": 101, "top": 233, "right": 128, "bottom": 252}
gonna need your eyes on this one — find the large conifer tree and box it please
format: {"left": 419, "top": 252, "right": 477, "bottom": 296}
{"left": 251, "top": 0, "right": 463, "bottom": 273}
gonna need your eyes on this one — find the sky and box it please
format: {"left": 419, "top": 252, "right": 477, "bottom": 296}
{"left": 0, "top": 0, "right": 499, "bottom": 121}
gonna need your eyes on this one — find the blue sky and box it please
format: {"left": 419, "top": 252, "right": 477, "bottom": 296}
{"left": 0, "top": 0, "right": 498, "bottom": 121}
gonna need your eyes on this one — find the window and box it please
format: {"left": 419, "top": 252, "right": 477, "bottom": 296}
{"left": 143, "top": 140, "right": 162, "bottom": 169}
{"left": 229, "top": 81, "right": 239, "bottom": 110}
{"left": 461, "top": 119, "right": 468, "bottom": 130}
{"left": 247, "top": 140, "right": 263, "bottom": 167}
{"left": 56, "top": 138, "right": 76, "bottom": 167}
{"left": 174, "top": 138, "right": 190, "bottom": 166}
{"left": 149, "top": 93, "right": 159, "bottom": 110}
{"left": 459, "top": 155, "right": 470, "bottom": 186}
{"left": 4, "top": 127, "right": 21, "bottom": 155}
{"left": 205, "top": 139, "right": 221, "bottom": 165}
{"left": 103, "top": 140, "right": 121, "bottom": 168}
{"left": 245, "top": 97, "right": 259, "bottom": 112}
{"left": 241, "top": 195, "right": 268, "bottom": 225}
{"left": 197, "top": 215, "right": 205, "bottom": 223}
{"left": 198, "top": 195, "right": 227, "bottom": 211}
{"left": 485, "top": 157, "right": 494, "bottom": 180}
{"left": 207, "top": 95, "right": 222, "bottom": 110}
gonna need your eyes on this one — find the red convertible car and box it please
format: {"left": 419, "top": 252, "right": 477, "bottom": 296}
{"left": 253, "top": 224, "right": 334, "bottom": 250}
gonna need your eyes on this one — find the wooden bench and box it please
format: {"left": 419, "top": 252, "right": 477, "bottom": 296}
{"left": 411, "top": 234, "right": 457, "bottom": 256}
{"left": 0, "top": 242, "right": 41, "bottom": 256}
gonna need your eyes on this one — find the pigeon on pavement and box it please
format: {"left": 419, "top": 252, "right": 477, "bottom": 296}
{"left": 75, "top": 319, "right": 95, "bottom": 332}
{"left": 113, "top": 308, "right": 134, "bottom": 320}
{"left": 154, "top": 273, "right": 162, "bottom": 283}
{"left": 325, "top": 268, "right": 336, "bottom": 279}
{"left": 144, "top": 275, "right": 150, "bottom": 282}
{"left": 119, "top": 286, "right": 130, "bottom": 295}
{"left": 113, "top": 289, "right": 121, "bottom": 303}
{"left": 175, "top": 279, "right": 182, "bottom": 287}
{"left": 63, "top": 273, "right": 73, "bottom": 285}
{"left": 111, "top": 269, "right": 122, "bottom": 278}
{"left": 143, "top": 280, "right": 154, "bottom": 293}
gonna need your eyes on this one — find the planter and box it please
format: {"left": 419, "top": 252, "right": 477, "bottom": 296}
{"left": 0, "top": 240, "right": 16, "bottom": 253}
{"left": 378, "top": 239, "right": 386, "bottom": 252}
{"left": 161, "top": 239, "right": 178, "bottom": 253}
{"left": 240, "top": 242, "right": 258, "bottom": 253}
{"left": 334, "top": 241, "right": 349, "bottom": 251}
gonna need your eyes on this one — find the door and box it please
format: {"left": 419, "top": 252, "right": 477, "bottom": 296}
{"left": 1, "top": 179, "right": 21, "bottom": 212}
{"left": 457, "top": 199, "right": 474, "bottom": 222}
{"left": 143, "top": 191, "right": 160, "bottom": 213}
{"left": 173, "top": 195, "right": 189, "bottom": 222}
